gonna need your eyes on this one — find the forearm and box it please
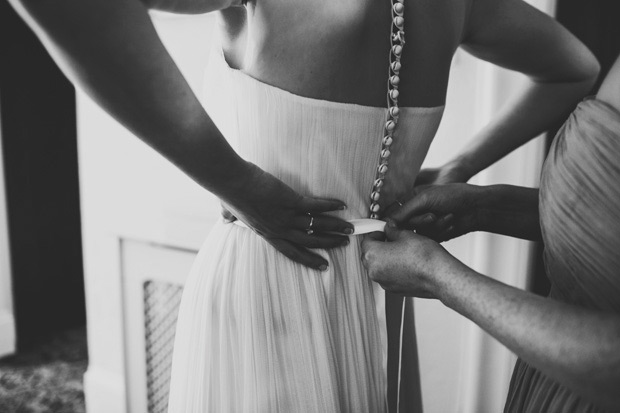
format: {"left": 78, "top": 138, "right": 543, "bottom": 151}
{"left": 477, "top": 185, "right": 541, "bottom": 241}
{"left": 9, "top": 0, "right": 250, "bottom": 200}
{"left": 437, "top": 266, "right": 620, "bottom": 410}
{"left": 452, "top": 78, "right": 595, "bottom": 180}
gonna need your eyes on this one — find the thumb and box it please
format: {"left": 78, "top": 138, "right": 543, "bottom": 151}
{"left": 389, "top": 194, "right": 430, "bottom": 223}
{"left": 384, "top": 219, "right": 411, "bottom": 242}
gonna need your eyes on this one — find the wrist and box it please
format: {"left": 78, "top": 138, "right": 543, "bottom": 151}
{"left": 474, "top": 184, "right": 507, "bottom": 232}
{"left": 433, "top": 255, "right": 474, "bottom": 305}
{"left": 443, "top": 157, "right": 476, "bottom": 183}
{"left": 216, "top": 159, "right": 257, "bottom": 203}
{"left": 473, "top": 185, "right": 541, "bottom": 241}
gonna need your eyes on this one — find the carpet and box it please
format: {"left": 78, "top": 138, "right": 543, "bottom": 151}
{"left": 0, "top": 327, "right": 87, "bottom": 413}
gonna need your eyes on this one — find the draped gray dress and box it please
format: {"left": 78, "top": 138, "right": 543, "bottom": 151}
{"left": 504, "top": 98, "right": 620, "bottom": 412}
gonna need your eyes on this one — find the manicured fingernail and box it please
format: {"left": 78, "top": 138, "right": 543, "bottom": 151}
{"left": 445, "top": 213, "right": 455, "bottom": 221}
{"left": 319, "top": 264, "right": 328, "bottom": 272}
{"left": 342, "top": 238, "right": 350, "bottom": 246}
{"left": 344, "top": 227, "right": 354, "bottom": 235}
{"left": 339, "top": 205, "right": 347, "bottom": 210}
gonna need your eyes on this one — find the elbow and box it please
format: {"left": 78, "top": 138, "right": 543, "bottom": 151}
{"left": 568, "top": 48, "right": 601, "bottom": 92}
{"left": 565, "top": 40, "right": 601, "bottom": 88}
{"left": 534, "top": 49, "right": 601, "bottom": 92}
{"left": 581, "top": 53, "right": 601, "bottom": 91}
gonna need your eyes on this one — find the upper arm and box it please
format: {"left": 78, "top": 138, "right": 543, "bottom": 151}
{"left": 142, "top": 0, "right": 242, "bottom": 14}
{"left": 462, "top": 0, "right": 600, "bottom": 83}
{"left": 597, "top": 55, "right": 620, "bottom": 113}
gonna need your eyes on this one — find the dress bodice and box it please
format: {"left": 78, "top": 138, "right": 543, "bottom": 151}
{"left": 202, "top": 47, "right": 444, "bottom": 221}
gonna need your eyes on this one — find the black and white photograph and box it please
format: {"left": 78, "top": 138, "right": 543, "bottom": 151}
{"left": 0, "top": 0, "right": 619, "bottom": 412}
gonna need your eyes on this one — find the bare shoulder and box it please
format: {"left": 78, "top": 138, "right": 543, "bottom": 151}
{"left": 597, "top": 55, "right": 620, "bottom": 113}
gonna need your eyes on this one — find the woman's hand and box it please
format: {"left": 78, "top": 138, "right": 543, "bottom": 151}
{"left": 365, "top": 223, "right": 620, "bottom": 410}
{"left": 394, "top": 184, "right": 542, "bottom": 242}
{"left": 222, "top": 163, "right": 353, "bottom": 271}
{"left": 361, "top": 223, "right": 464, "bottom": 298}
{"left": 390, "top": 184, "right": 483, "bottom": 242}
{"left": 414, "top": 161, "right": 473, "bottom": 187}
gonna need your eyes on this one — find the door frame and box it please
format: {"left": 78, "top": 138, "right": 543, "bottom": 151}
{"left": 0, "top": 96, "right": 16, "bottom": 358}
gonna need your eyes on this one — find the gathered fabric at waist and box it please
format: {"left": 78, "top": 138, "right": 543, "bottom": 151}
{"left": 233, "top": 218, "right": 386, "bottom": 235}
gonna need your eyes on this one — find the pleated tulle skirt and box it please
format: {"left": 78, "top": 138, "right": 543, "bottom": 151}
{"left": 167, "top": 220, "right": 387, "bottom": 412}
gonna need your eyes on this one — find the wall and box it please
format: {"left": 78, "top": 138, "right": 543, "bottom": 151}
{"left": 0, "top": 98, "right": 16, "bottom": 358}
{"left": 0, "top": 0, "right": 86, "bottom": 350}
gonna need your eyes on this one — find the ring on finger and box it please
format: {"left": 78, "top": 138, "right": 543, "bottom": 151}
{"left": 306, "top": 212, "right": 314, "bottom": 235}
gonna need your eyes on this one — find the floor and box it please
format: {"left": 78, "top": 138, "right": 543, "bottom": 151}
{"left": 0, "top": 327, "right": 87, "bottom": 413}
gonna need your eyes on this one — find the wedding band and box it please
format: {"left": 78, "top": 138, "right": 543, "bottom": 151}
{"left": 306, "top": 213, "right": 314, "bottom": 235}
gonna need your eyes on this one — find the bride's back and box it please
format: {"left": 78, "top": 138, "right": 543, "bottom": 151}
{"left": 220, "top": 0, "right": 471, "bottom": 108}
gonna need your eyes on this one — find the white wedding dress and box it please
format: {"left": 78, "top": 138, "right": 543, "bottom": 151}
{"left": 167, "top": 43, "right": 444, "bottom": 412}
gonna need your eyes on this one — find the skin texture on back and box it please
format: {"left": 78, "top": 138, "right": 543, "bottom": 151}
{"left": 217, "top": 0, "right": 468, "bottom": 108}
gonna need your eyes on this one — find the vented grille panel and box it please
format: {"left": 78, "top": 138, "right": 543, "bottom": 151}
{"left": 143, "top": 281, "right": 184, "bottom": 413}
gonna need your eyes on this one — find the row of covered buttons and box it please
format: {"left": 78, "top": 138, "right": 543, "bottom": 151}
{"left": 369, "top": 0, "right": 405, "bottom": 219}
